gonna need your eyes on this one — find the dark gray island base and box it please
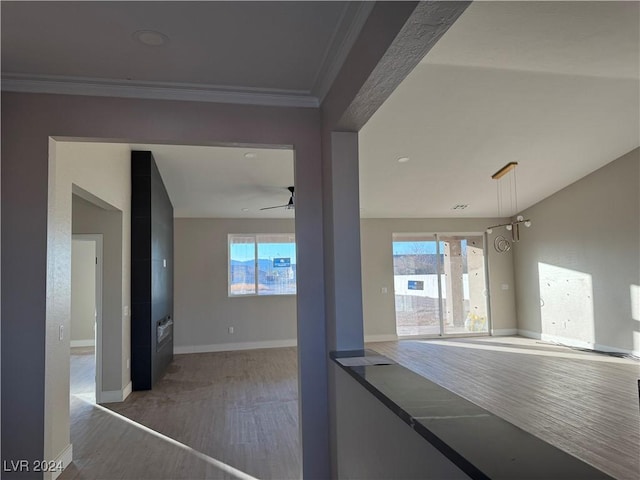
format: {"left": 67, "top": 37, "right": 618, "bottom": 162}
{"left": 331, "top": 349, "right": 613, "bottom": 480}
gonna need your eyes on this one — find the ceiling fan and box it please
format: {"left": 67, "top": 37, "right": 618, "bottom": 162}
{"left": 260, "top": 186, "right": 295, "bottom": 210}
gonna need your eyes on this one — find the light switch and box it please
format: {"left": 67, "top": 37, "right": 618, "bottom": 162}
{"left": 381, "top": 287, "right": 388, "bottom": 294}
{"left": 59, "top": 325, "right": 64, "bottom": 341}
{"left": 163, "top": 259, "right": 167, "bottom": 268}
{"left": 501, "top": 284, "right": 509, "bottom": 290}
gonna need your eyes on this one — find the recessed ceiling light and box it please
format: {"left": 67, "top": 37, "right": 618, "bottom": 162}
{"left": 397, "top": 157, "right": 410, "bottom": 163}
{"left": 244, "top": 152, "right": 257, "bottom": 159}
{"left": 241, "top": 208, "right": 249, "bottom": 212}
{"left": 133, "top": 30, "right": 169, "bottom": 47}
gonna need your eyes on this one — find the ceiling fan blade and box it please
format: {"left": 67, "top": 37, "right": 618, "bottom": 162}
{"left": 260, "top": 204, "right": 289, "bottom": 210}
{"left": 260, "top": 186, "right": 295, "bottom": 211}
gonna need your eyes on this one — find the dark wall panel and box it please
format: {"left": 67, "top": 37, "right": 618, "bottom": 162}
{"left": 131, "top": 150, "right": 174, "bottom": 390}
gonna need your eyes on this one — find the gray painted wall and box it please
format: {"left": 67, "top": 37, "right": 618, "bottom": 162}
{"left": 174, "top": 218, "right": 297, "bottom": 351}
{"left": 513, "top": 148, "right": 640, "bottom": 355}
{"left": 174, "top": 215, "right": 519, "bottom": 348}
{"left": 1, "top": 4, "right": 465, "bottom": 477}
{"left": 323, "top": 132, "right": 365, "bottom": 352}
{"left": 70, "top": 239, "right": 96, "bottom": 343}
{"left": 1, "top": 92, "right": 327, "bottom": 478}
{"left": 72, "top": 195, "right": 124, "bottom": 391}
{"left": 361, "top": 218, "right": 517, "bottom": 338}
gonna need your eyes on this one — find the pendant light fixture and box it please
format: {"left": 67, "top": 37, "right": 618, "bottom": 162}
{"left": 486, "top": 162, "right": 531, "bottom": 251}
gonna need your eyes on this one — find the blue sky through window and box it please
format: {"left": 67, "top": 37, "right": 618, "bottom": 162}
{"left": 392, "top": 240, "right": 467, "bottom": 255}
{"left": 230, "top": 242, "right": 296, "bottom": 263}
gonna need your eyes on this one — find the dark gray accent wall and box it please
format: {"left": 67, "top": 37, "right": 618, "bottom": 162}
{"left": 131, "top": 151, "right": 174, "bottom": 390}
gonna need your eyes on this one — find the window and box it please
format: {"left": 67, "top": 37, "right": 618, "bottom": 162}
{"left": 392, "top": 233, "right": 488, "bottom": 336}
{"left": 228, "top": 234, "right": 297, "bottom": 296}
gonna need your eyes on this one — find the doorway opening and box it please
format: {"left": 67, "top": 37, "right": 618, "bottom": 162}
{"left": 70, "top": 234, "right": 103, "bottom": 403}
{"left": 392, "top": 233, "right": 489, "bottom": 337}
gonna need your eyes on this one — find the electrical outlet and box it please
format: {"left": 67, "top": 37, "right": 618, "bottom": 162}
{"left": 381, "top": 286, "right": 388, "bottom": 294}
{"left": 228, "top": 326, "right": 234, "bottom": 334}
{"left": 501, "top": 284, "right": 509, "bottom": 290}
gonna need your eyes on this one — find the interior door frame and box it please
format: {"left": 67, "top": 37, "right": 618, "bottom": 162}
{"left": 71, "top": 233, "right": 103, "bottom": 402}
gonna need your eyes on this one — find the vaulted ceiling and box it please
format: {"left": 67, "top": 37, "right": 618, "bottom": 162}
{"left": 2, "top": 2, "right": 638, "bottom": 219}
{"left": 359, "top": 1, "right": 639, "bottom": 218}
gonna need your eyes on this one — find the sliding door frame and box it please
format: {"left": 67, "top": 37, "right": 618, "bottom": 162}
{"left": 392, "top": 231, "right": 492, "bottom": 339}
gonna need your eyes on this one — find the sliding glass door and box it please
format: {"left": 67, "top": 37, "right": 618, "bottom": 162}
{"left": 392, "top": 236, "right": 442, "bottom": 336}
{"left": 392, "top": 234, "right": 488, "bottom": 337}
{"left": 439, "top": 235, "right": 488, "bottom": 335}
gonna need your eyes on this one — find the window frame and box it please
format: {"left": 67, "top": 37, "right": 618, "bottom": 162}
{"left": 228, "top": 233, "right": 297, "bottom": 297}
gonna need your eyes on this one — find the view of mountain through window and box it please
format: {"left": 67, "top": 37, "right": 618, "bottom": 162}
{"left": 229, "top": 234, "right": 296, "bottom": 296}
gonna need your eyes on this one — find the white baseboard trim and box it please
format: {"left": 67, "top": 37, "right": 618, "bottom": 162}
{"left": 364, "top": 334, "right": 398, "bottom": 342}
{"left": 541, "top": 333, "right": 594, "bottom": 350}
{"left": 594, "top": 342, "right": 640, "bottom": 358}
{"left": 70, "top": 339, "right": 95, "bottom": 347}
{"left": 175, "top": 339, "right": 297, "bottom": 354}
{"left": 517, "top": 329, "right": 542, "bottom": 340}
{"left": 122, "top": 381, "right": 132, "bottom": 401}
{"left": 518, "top": 329, "right": 638, "bottom": 357}
{"left": 47, "top": 443, "right": 72, "bottom": 480}
{"left": 100, "top": 381, "right": 132, "bottom": 403}
{"left": 491, "top": 329, "right": 518, "bottom": 336}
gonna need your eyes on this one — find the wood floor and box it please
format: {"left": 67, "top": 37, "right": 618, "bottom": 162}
{"left": 62, "top": 347, "right": 300, "bottom": 480}
{"left": 62, "top": 337, "right": 639, "bottom": 480}
{"left": 369, "top": 336, "right": 640, "bottom": 480}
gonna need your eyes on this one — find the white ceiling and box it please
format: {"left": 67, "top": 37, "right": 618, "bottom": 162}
{"left": 129, "top": 144, "right": 294, "bottom": 218}
{"left": 1, "top": 1, "right": 369, "bottom": 105}
{"left": 423, "top": 1, "right": 639, "bottom": 79}
{"left": 359, "top": 1, "right": 640, "bottom": 218}
{"left": 3, "top": 2, "right": 638, "bottom": 220}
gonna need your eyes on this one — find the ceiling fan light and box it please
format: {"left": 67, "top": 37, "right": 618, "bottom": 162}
{"left": 486, "top": 228, "right": 493, "bottom": 234}
{"left": 506, "top": 224, "right": 513, "bottom": 231}
{"left": 516, "top": 215, "right": 524, "bottom": 222}
{"left": 524, "top": 220, "right": 532, "bottom": 227}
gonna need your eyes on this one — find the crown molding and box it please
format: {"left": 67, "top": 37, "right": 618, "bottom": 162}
{"left": 312, "top": 1, "right": 374, "bottom": 103}
{"left": 1, "top": 74, "right": 319, "bottom": 108}
{"left": 1, "top": 4, "right": 373, "bottom": 108}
